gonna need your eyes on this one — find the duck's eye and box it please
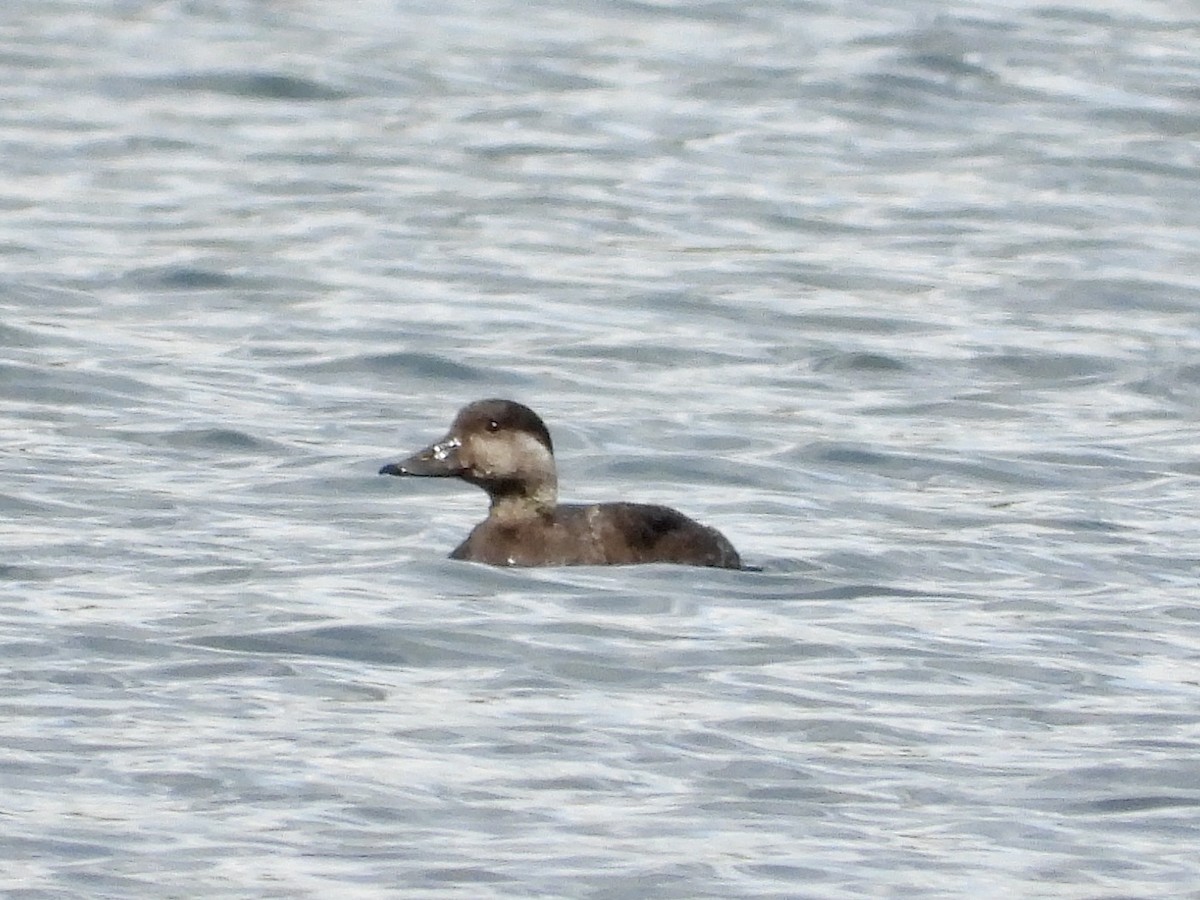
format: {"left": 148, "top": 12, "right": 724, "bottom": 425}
{"left": 486, "top": 419, "right": 500, "bottom": 432}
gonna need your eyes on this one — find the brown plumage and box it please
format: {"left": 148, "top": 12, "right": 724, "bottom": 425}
{"left": 379, "top": 399, "right": 742, "bottom": 569}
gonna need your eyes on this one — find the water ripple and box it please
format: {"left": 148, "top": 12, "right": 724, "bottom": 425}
{"left": 3, "top": 0, "right": 1199, "bottom": 896}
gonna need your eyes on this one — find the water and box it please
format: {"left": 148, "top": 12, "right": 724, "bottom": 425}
{"left": 3, "top": 0, "right": 1200, "bottom": 896}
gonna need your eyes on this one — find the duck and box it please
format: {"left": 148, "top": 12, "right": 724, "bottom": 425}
{"left": 379, "top": 399, "right": 742, "bottom": 569}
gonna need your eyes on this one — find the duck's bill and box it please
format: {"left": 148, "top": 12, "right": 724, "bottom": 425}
{"left": 379, "top": 435, "right": 463, "bottom": 477}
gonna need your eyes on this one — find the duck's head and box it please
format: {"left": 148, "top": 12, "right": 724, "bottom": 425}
{"left": 380, "top": 399, "right": 558, "bottom": 518}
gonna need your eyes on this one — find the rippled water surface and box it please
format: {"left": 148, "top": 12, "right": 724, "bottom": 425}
{"left": 3, "top": 0, "right": 1200, "bottom": 896}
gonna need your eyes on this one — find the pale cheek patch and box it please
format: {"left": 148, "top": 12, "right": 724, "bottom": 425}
{"left": 466, "top": 432, "right": 553, "bottom": 480}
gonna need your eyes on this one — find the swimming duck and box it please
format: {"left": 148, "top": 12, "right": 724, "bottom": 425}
{"left": 379, "top": 399, "right": 742, "bottom": 568}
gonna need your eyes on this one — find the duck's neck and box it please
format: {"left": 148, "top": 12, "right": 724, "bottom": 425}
{"left": 487, "top": 477, "right": 557, "bottom": 525}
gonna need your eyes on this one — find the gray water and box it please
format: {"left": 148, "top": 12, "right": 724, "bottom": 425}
{"left": 3, "top": 0, "right": 1200, "bottom": 896}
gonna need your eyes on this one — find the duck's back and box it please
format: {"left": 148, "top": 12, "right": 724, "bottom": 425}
{"left": 593, "top": 502, "right": 741, "bottom": 568}
{"left": 451, "top": 502, "right": 741, "bottom": 569}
